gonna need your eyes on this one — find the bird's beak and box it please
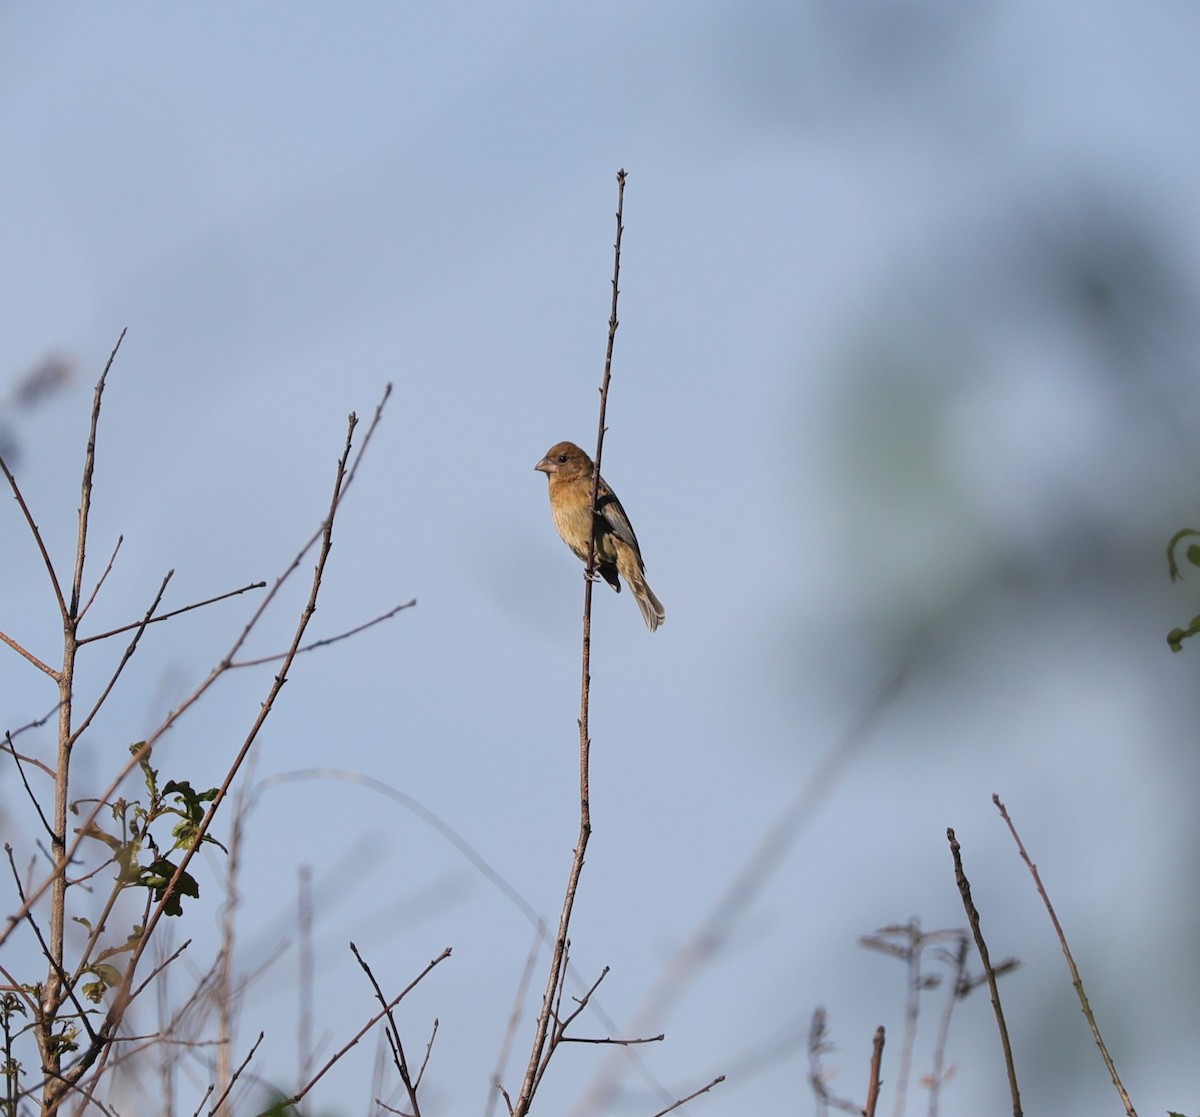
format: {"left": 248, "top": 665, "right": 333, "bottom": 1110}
{"left": 534, "top": 456, "right": 553, "bottom": 474}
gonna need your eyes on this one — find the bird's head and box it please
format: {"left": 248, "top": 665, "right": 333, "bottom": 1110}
{"left": 535, "top": 441, "right": 591, "bottom": 477}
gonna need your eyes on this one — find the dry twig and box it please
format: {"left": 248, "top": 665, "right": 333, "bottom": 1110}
{"left": 511, "top": 169, "right": 628, "bottom": 1117}
{"left": 946, "top": 828, "right": 1022, "bottom": 1117}
{"left": 993, "top": 796, "right": 1138, "bottom": 1117}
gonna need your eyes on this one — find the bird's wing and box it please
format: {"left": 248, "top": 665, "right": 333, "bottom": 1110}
{"left": 595, "top": 476, "right": 643, "bottom": 558}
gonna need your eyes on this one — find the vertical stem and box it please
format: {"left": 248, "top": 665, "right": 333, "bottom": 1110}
{"left": 513, "top": 169, "right": 627, "bottom": 1117}
{"left": 947, "top": 828, "right": 1023, "bottom": 1117}
{"left": 298, "top": 865, "right": 314, "bottom": 1091}
{"left": 864, "top": 1025, "right": 886, "bottom": 1117}
{"left": 41, "top": 335, "right": 120, "bottom": 1113}
{"left": 892, "top": 919, "right": 921, "bottom": 1117}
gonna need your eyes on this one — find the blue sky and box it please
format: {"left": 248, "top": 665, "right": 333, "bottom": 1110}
{"left": 3, "top": 4, "right": 1200, "bottom": 1115}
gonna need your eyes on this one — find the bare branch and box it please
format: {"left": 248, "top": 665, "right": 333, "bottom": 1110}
{"left": 70, "top": 329, "right": 125, "bottom": 618}
{"left": 993, "top": 796, "right": 1137, "bottom": 1117}
{"left": 864, "top": 1026, "right": 885, "bottom": 1117}
{"left": 0, "top": 627, "right": 59, "bottom": 678}
{"left": 946, "top": 828, "right": 1022, "bottom": 1117}
{"left": 413, "top": 1018, "right": 438, "bottom": 1091}
{"left": 647, "top": 1074, "right": 725, "bottom": 1117}
{"left": 2, "top": 700, "right": 64, "bottom": 749}
{"left": 77, "top": 579, "right": 266, "bottom": 646}
{"left": 272, "top": 946, "right": 451, "bottom": 1113}
{"left": 928, "top": 935, "right": 969, "bottom": 1117}
{"left": 513, "top": 166, "right": 627, "bottom": 1117}
{"left": 0, "top": 445, "right": 69, "bottom": 622}
{"left": 561, "top": 1034, "right": 664, "bottom": 1047}
{"left": 69, "top": 571, "right": 173, "bottom": 747}
{"left": 229, "top": 599, "right": 416, "bottom": 668}
{"left": 556, "top": 965, "right": 611, "bottom": 1039}
{"left": 351, "top": 942, "right": 427, "bottom": 1117}
{"left": 5, "top": 845, "right": 100, "bottom": 1047}
{"left": 5, "top": 735, "right": 56, "bottom": 838}
{"left": 204, "top": 1031, "right": 264, "bottom": 1117}
{"left": 77, "top": 534, "right": 123, "bottom": 623}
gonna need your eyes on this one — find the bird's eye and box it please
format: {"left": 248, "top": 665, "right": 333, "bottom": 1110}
{"left": 557, "top": 454, "right": 568, "bottom": 463}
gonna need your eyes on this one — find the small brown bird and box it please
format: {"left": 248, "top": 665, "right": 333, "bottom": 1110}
{"left": 535, "top": 441, "right": 666, "bottom": 632}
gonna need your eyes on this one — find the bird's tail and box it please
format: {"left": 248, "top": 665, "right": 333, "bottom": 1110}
{"left": 616, "top": 540, "right": 666, "bottom": 632}
{"left": 634, "top": 577, "right": 666, "bottom": 632}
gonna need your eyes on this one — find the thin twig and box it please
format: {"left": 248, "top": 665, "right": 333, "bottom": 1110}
{"left": 555, "top": 967, "right": 645, "bottom": 1045}
{"left": 1, "top": 700, "right": 64, "bottom": 749}
{"left": 647, "top": 1074, "right": 726, "bottom": 1117}
{"left": 190, "top": 1084, "right": 216, "bottom": 1117}
{"left": 130, "top": 939, "right": 192, "bottom": 1003}
{"left": 946, "top": 828, "right": 1022, "bottom": 1117}
{"left": 350, "top": 942, "right": 425, "bottom": 1117}
{"left": 215, "top": 763, "right": 255, "bottom": 1110}
{"left": 6, "top": 736, "right": 56, "bottom": 838}
{"left": 205, "top": 1031, "right": 264, "bottom": 1117}
{"left": 5, "top": 845, "right": 100, "bottom": 1045}
{"left": 229, "top": 600, "right": 416, "bottom": 668}
{"left": 561, "top": 1034, "right": 664, "bottom": 1047}
{"left": 0, "top": 433, "right": 74, "bottom": 623}
{"left": 413, "top": 1018, "right": 438, "bottom": 1091}
{"left": 77, "top": 579, "right": 266, "bottom": 646}
{"left": 0, "top": 628, "right": 58, "bottom": 678}
{"left": 77, "top": 534, "right": 123, "bottom": 622}
{"left": 992, "top": 796, "right": 1138, "bottom": 1117}
{"left": 70, "top": 329, "right": 123, "bottom": 618}
{"left": 298, "top": 865, "right": 314, "bottom": 1091}
{"left": 269, "top": 947, "right": 451, "bottom": 1114}
{"left": 864, "top": 1026, "right": 885, "bottom": 1117}
{"left": 69, "top": 571, "right": 174, "bottom": 746}
{"left": 512, "top": 169, "right": 626, "bottom": 1117}
{"left": 892, "top": 919, "right": 921, "bottom": 1117}
{"left": 927, "top": 936, "right": 969, "bottom": 1117}
{"left": 807, "top": 1007, "right": 831, "bottom": 1117}
{"left": 40, "top": 339, "right": 124, "bottom": 1114}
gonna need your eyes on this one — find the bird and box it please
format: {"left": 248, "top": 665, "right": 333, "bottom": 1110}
{"left": 535, "top": 441, "right": 666, "bottom": 632}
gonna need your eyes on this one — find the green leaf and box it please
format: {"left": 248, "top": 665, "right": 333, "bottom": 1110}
{"left": 1167, "top": 528, "right": 1200, "bottom": 580}
{"left": 75, "top": 822, "right": 122, "bottom": 852}
{"left": 81, "top": 962, "right": 123, "bottom": 1004}
{"left": 142, "top": 857, "right": 200, "bottom": 916}
{"left": 1167, "top": 614, "right": 1200, "bottom": 653}
{"left": 95, "top": 930, "right": 142, "bottom": 963}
